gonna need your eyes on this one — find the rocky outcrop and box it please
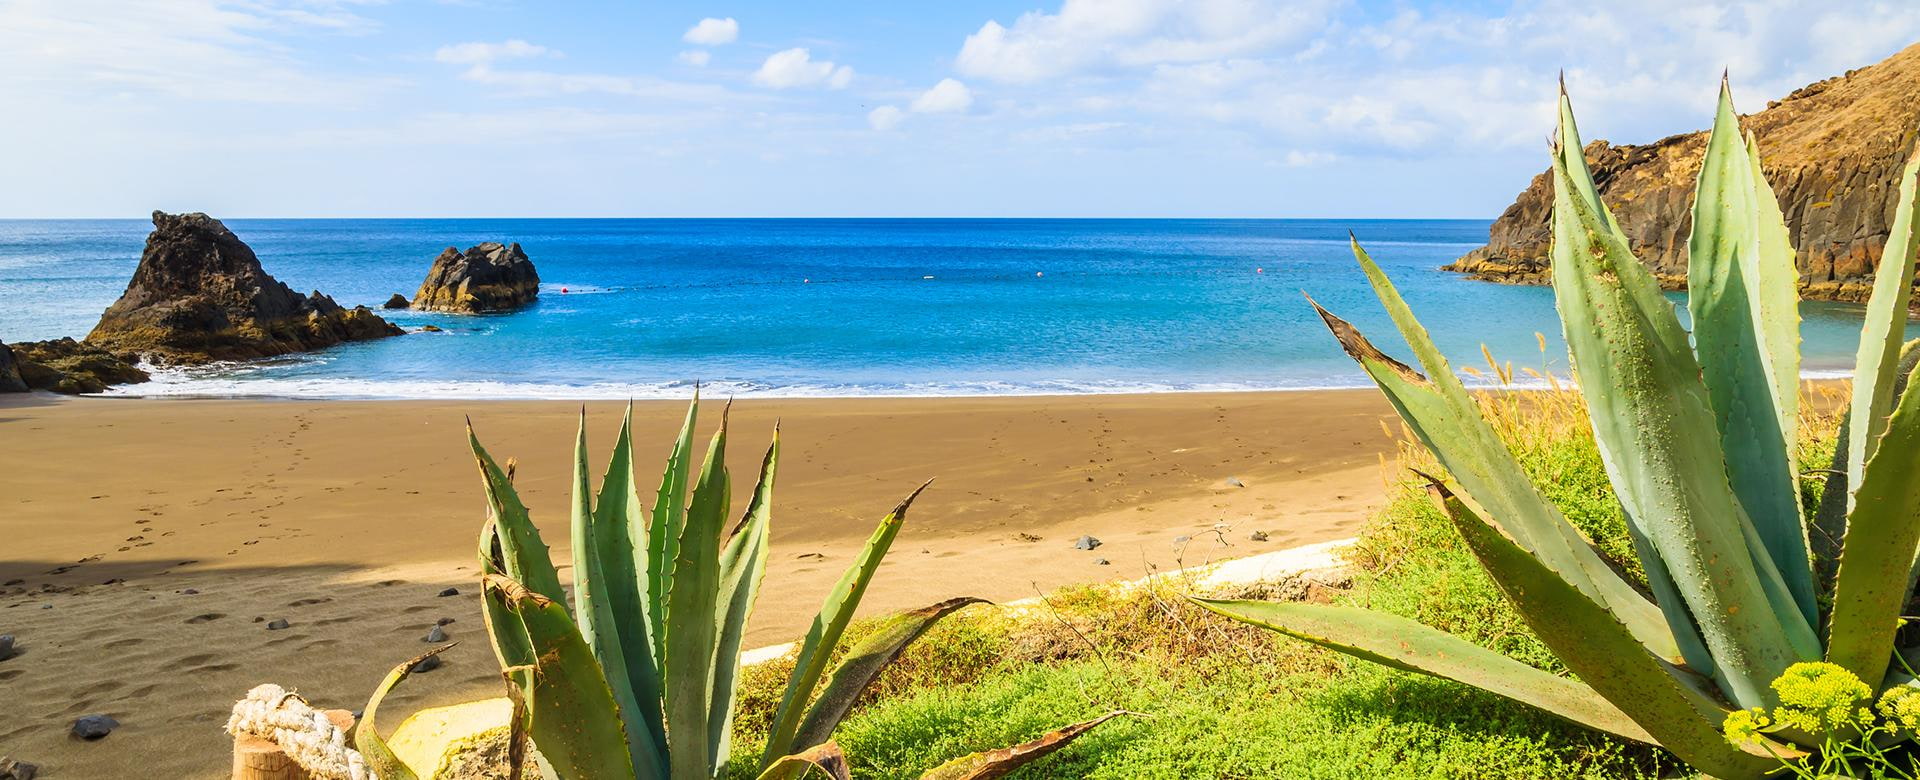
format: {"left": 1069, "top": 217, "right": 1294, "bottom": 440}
{"left": 86, "top": 211, "right": 402, "bottom": 363}
{"left": 7, "top": 338, "right": 149, "bottom": 395}
{"left": 1450, "top": 42, "right": 1920, "bottom": 305}
{"left": 411, "top": 243, "right": 540, "bottom": 313}
{"left": 0, "top": 341, "right": 26, "bottom": 393}
{"left": 382, "top": 293, "right": 410, "bottom": 309}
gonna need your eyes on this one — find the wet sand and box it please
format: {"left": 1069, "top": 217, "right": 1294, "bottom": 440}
{"left": 0, "top": 391, "right": 1398, "bottom": 777}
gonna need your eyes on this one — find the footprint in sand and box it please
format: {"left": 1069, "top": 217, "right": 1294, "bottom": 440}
{"left": 185, "top": 613, "right": 225, "bottom": 624}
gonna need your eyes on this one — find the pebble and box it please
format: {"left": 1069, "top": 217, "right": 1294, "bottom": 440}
{"left": 70, "top": 714, "right": 118, "bottom": 740}
{"left": 411, "top": 654, "right": 443, "bottom": 673}
{"left": 266, "top": 618, "right": 290, "bottom": 630}
{"left": 435, "top": 616, "right": 456, "bottom": 626}
{"left": 1073, "top": 535, "right": 1102, "bottom": 551}
{"left": 0, "top": 635, "right": 15, "bottom": 662}
{"left": 1250, "top": 530, "right": 1270, "bottom": 542}
{"left": 437, "top": 587, "right": 460, "bottom": 597}
{"left": 1093, "top": 558, "right": 1110, "bottom": 566}
{"left": 180, "top": 588, "right": 199, "bottom": 595}
{"left": 0, "top": 757, "right": 39, "bottom": 780}
{"left": 424, "top": 625, "right": 447, "bottom": 643}
{"left": 1225, "top": 476, "right": 1246, "bottom": 488}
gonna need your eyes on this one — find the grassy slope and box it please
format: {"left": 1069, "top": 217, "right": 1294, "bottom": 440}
{"left": 726, "top": 388, "right": 1841, "bottom": 779}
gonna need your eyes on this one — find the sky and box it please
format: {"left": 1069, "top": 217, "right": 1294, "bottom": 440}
{"left": 2, "top": 0, "right": 1917, "bottom": 219}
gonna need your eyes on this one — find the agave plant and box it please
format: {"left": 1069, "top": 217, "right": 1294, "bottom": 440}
{"left": 1197, "top": 81, "right": 1920, "bottom": 777}
{"left": 357, "top": 396, "right": 1118, "bottom": 780}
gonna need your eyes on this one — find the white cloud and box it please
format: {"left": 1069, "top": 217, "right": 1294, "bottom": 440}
{"left": 867, "top": 105, "right": 905, "bottom": 131}
{"left": 434, "top": 39, "right": 551, "bottom": 66}
{"left": 683, "top": 17, "right": 739, "bottom": 46}
{"left": 677, "top": 50, "right": 711, "bottom": 67}
{"left": 956, "top": 0, "right": 1336, "bottom": 83}
{"left": 752, "top": 48, "right": 853, "bottom": 89}
{"left": 1283, "top": 150, "right": 1337, "bottom": 167}
{"left": 910, "top": 78, "right": 973, "bottom": 114}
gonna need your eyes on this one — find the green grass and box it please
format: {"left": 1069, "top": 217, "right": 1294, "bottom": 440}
{"left": 723, "top": 388, "right": 1842, "bottom": 779}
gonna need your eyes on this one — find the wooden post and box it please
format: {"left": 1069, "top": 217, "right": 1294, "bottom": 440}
{"left": 231, "top": 709, "right": 355, "bottom": 780}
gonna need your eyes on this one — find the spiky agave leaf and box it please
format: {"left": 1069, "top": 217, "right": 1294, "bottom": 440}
{"left": 1840, "top": 147, "right": 1920, "bottom": 506}
{"left": 485, "top": 573, "right": 636, "bottom": 780}
{"left": 355, "top": 646, "right": 457, "bottom": 780}
{"left": 917, "top": 712, "right": 1130, "bottom": 780}
{"left": 649, "top": 392, "right": 700, "bottom": 674}
{"left": 760, "top": 481, "right": 933, "bottom": 772}
{"left": 712, "top": 430, "right": 780, "bottom": 770}
{"left": 664, "top": 411, "right": 732, "bottom": 779}
{"left": 788, "top": 597, "right": 989, "bottom": 754}
{"left": 1825, "top": 356, "right": 1920, "bottom": 689}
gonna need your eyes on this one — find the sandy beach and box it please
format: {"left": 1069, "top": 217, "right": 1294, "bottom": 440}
{"left": 0, "top": 389, "right": 1397, "bottom": 778}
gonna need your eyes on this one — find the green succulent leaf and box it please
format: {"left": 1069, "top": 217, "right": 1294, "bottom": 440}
{"left": 1548, "top": 103, "right": 1816, "bottom": 707}
{"left": 664, "top": 413, "right": 731, "bottom": 779}
{"left": 485, "top": 574, "right": 637, "bottom": 780}
{"left": 761, "top": 480, "right": 932, "bottom": 771}
{"left": 1842, "top": 147, "right": 1920, "bottom": 505}
{"left": 355, "top": 646, "right": 456, "bottom": 780}
{"left": 755, "top": 741, "right": 852, "bottom": 780}
{"left": 1427, "top": 483, "right": 1791, "bottom": 776}
{"left": 712, "top": 431, "right": 780, "bottom": 770}
{"left": 790, "top": 597, "right": 988, "bottom": 754}
{"left": 649, "top": 393, "right": 700, "bottom": 674}
{"left": 1326, "top": 246, "right": 1688, "bottom": 667}
{"left": 1192, "top": 596, "right": 1653, "bottom": 743}
{"left": 1827, "top": 358, "right": 1920, "bottom": 689}
{"left": 1685, "top": 82, "right": 1814, "bottom": 626}
{"left": 468, "top": 424, "right": 565, "bottom": 605}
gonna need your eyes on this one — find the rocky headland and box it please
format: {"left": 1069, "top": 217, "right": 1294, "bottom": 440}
{"left": 85, "top": 211, "right": 401, "bottom": 364}
{"left": 410, "top": 242, "right": 540, "bottom": 313}
{"left": 1, "top": 338, "right": 148, "bottom": 395}
{"left": 1449, "top": 41, "right": 1920, "bottom": 306}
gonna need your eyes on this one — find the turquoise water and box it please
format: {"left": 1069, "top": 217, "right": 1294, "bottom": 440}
{"left": 0, "top": 218, "right": 1894, "bottom": 399}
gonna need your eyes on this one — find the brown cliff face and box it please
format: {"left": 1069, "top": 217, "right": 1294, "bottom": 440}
{"left": 86, "top": 211, "right": 402, "bottom": 363}
{"left": 1449, "top": 42, "right": 1920, "bottom": 305}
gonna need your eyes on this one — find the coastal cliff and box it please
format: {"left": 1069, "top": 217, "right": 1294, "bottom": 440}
{"left": 1449, "top": 42, "right": 1920, "bottom": 304}
{"left": 86, "top": 211, "right": 401, "bottom": 363}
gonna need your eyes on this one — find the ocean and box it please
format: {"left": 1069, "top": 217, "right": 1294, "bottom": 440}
{"left": 0, "top": 218, "right": 1893, "bottom": 399}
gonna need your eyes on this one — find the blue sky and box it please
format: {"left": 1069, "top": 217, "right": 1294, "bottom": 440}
{"left": 3, "top": 0, "right": 1915, "bottom": 218}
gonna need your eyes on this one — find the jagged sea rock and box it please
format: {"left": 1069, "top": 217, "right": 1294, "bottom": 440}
{"left": 0, "top": 342, "right": 26, "bottom": 393}
{"left": 7, "top": 338, "right": 148, "bottom": 395}
{"left": 1449, "top": 42, "right": 1920, "bottom": 306}
{"left": 411, "top": 242, "right": 540, "bottom": 313}
{"left": 383, "top": 293, "right": 410, "bottom": 309}
{"left": 86, "top": 211, "right": 401, "bottom": 363}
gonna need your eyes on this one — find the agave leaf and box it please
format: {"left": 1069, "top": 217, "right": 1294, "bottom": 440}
{"left": 355, "top": 646, "right": 456, "bottom": 780}
{"left": 479, "top": 522, "right": 538, "bottom": 678}
{"left": 1194, "top": 596, "right": 1652, "bottom": 743}
{"left": 1428, "top": 483, "right": 1796, "bottom": 774}
{"left": 468, "top": 425, "right": 566, "bottom": 604}
{"left": 650, "top": 393, "right": 700, "bottom": 673}
{"left": 1331, "top": 247, "right": 1688, "bottom": 667}
{"left": 486, "top": 573, "right": 637, "bottom": 780}
{"left": 789, "top": 597, "right": 988, "bottom": 754}
{"left": 761, "top": 481, "right": 933, "bottom": 771}
{"left": 1685, "top": 83, "right": 1815, "bottom": 625}
{"left": 665, "top": 415, "right": 731, "bottom": 779}
{"left": 755, "top": 741, "right": 852, "bottom": 780}
{"left": 1842, "top": 147, "right": 1920, "bottom": 506}
{"left": 1826, "top": 358, "right": 1920, "bottom": 689}
{"left": 918, "top": 712, "right": 1128, "bottom": 780}
{"left": 570, "top": 410, "right": 669, "bottom": 777}
{"left": 711, "top": 431, "right": 780, "bottom": 770}
{"left": 1548, "top": 111, "right": 1816, "bottom": 706}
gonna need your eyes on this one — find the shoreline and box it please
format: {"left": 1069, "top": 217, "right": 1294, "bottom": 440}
{"left": 1, "top": 389, "right": 1400, "bottom": 778}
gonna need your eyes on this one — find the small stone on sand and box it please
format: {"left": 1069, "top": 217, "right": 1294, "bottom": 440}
{"left": 1, "top": 757, "right": 40, "bottom": 780}
{"left": 180, "top": 588, "right": 199, "bottom": 595}
{"left": 1225, "top": 476, "right": 1246, "bottom": 488}
{"left": 1093, "top": 558, "right": 1110, "bottom": 566}
{"left": 425, "top": 625, "right": 447, "bottom": 643}
{"left": 1250, "top": 531, "right": 1269, "bottom": 542}
{"left": 436, "top": 616, "right": 456, "bottom": 626}
{"left": 0, "top": 635, "right": 15, "bottom": 661}
{"left": 71, "top": 714, "right": 118, "bottom": 740}
{"left": 1073, "top": 535, "right": 1102, "bottom": 551}
{"left": 266, "top": 618, "right": 290, "bottom": 630}
{"left": 437, "top": 587, "right": 459, "bottom": 597}
{"left": 412, "top": 654, "right": 443, "bottom": 673}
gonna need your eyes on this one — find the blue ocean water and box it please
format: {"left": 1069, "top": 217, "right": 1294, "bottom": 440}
{"left": 0, "top": 218, "right": 1894, "bottom": 399}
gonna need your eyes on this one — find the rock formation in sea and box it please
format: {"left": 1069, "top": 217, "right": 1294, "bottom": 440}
{"left": 1448, "top": 41, "right": 1920, "bottom": 305}
{"left": 383, "top": 293, "right": 410, "bottom": 309}
{"left": 5, "top": 338, "right": 149, "bottom": 394}
{"left": 86, "top": 211, "right": 402, "bottom": 363}
{"left": 410, "top": 242, "right": 540, "bottom": 313}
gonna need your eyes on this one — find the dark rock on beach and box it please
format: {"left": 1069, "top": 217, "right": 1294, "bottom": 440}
{"left": 424, "top": 625, "right": 447, "bottom": 643}
{"left": 1073, "top": 535, "right": 1102, "bottom": 551}
{"left": 0, "top": 634, "right": 16, "bottom": 661}
{"left": 437, "top": 586, "right": 459, "bottom": 597}
{"left": 85, "top": 211, "right": 401, "bottom": 364}
{"left": 70, "top": 715, "right": 118, "bottom": 740}
{"left": 382, "top": 293, "right": 410, "bottom": 309}
{"left": 5, "top": 338, "right": 148, "bottom": 395}
{"left": 265, "top": 618, "right": 289, "bottom": 630}
{"left": 0, "top": 342, "right": 26, "bottom": 393}
{"left": 411, "top": 242, "right": 540, "bottom": 313}
{"left": 411, "top": 654, "right": 444, "bottom": 673}
{"left": 1450, "top": 42, "right": 1920, "bottom": 308}
{"left": 0, "top": 757, "right": 39, "bottom": 780}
